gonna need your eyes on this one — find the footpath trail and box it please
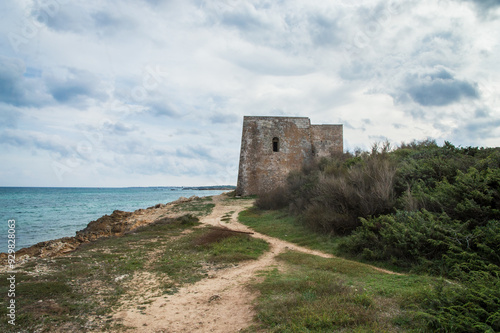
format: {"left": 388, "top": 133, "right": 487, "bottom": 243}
{"left": 112, "top": 195, "right": 392, "bottom": 333}
{"left": 113, "top": 196, "right": 333, "bottom": 332}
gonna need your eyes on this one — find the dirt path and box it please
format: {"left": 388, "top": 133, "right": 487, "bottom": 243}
{"left": 113, "top": 195, "right": 393, "bottom": 332}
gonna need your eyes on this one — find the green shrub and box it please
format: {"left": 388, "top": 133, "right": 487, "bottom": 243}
{"left": 253, "top": 140, "right": 500, "bottom": 333}
{"left": 432, "top": 167, "right": 500, "bottom": 228}
{"left": 338, "top": 210, "right": 457, "bottom": 271}
{"left": 416, "top": 271, "right": 500, "bottom": 332}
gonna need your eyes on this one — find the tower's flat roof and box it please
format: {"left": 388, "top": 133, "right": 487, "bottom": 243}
{"left": 243, "top": 116, "right": 342, "bottom": 126}
{"left": 243, "top": 116, "right": 310, "bottom": 120}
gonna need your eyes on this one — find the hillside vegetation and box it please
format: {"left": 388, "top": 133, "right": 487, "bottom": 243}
{"left": 254, "top": 140, "right": 500, "bottom": 332}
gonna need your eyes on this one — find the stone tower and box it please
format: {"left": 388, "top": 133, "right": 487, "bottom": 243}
{"left": 236, "top": 116, "right": 343, "bottom": 196}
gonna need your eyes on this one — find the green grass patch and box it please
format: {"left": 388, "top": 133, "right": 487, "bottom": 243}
{"left": 246, "top": 251, "right": 440, "bottom": 332}
{"left": 154, "top": 227, "right": 269, "bottom": 288}
{"left": 220, "top": 211, "right": 235, "bottom": 223}
{"left": 171, "top": 196, "right": 216, "bottom": 216}
{"left": 239, "top": 207, "right": 406, "bottom": 274}
{"left": 0, "top": 214, "right": 268, "bottom": 332}
{"left": 239, "top": 208, "right": 340, "bottom": 255}
{"left": 205, "top": 232, "right": 269, "bottom": 262}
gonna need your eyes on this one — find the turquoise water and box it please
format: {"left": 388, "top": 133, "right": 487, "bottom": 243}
{"left": 0, "top": 187, "right": 229, "bottom": 252}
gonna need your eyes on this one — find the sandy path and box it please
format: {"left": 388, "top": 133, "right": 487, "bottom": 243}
{"left": 113, "top": 195, "right": 393, "bottom": 332}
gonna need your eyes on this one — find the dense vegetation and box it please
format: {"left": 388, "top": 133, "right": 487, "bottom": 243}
{"left": 255, "top": 140, "right": 500, "bottom": 332}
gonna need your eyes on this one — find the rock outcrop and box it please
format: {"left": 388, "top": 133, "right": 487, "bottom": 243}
{"left": 0, "top": 195, "right": 203, "bottom": 263}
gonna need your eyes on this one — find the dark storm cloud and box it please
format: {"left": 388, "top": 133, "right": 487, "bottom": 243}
{"left": 399, "top": 69, "right": 479, "bottom": 107}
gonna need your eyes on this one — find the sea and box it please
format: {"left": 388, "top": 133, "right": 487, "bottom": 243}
{"left": 0, "top": 187, "right": 231, "bottom": 253}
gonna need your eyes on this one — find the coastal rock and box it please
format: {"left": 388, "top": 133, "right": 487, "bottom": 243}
{"left": 0, "top": 194, "right": 207, "bottom": 262}
{"left": 76, "top": 210, "right": 133, "bottom": 242}
{"left": 0, "top": 210, "right": 135, "bottom": 262}
{"left": 6, "top": 237, "right": 81, "bottom": 260}
{"left": 171, "top": 195, "right": 199, "bottom": 204}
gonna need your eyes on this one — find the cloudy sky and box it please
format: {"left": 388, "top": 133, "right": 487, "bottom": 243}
{"left": 1, "top": 0, "right": 499, "bottom": 187}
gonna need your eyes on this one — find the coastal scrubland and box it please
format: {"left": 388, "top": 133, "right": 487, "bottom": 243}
{"left": 1, "top": 140, "right": 499, "bottom": 332}
{"left": 249, "top": 140, "right": 500, "bottom": 332}
{"left": 0, "top": 197, "right": 267, "bottom": 332}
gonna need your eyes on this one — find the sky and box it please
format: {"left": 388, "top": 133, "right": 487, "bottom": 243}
{"left": 1, "top": 0, "right": 499, "bottom": 187}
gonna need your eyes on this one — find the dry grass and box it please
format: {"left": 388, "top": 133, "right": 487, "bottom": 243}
{"left": 192, "top": 227, "right": 239, "bottom": 246}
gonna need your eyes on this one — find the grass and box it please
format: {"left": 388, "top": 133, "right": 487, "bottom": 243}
{"left": 239, "top": 207, "right": 406, "bottom": 274}
{"left": 170, "top": 196, "right": 216, "bottom": 217}
{"left": 239, "top": 207, "right": 340, "bottom": 255}
{"left": 245, "top": 251, "right": 439, "bottom": 332}
{"left": 239, "top": 207, "right": 447, "bottom": 332}
{"left": 1, "top": 194, "right": 456, "bottom": 332}
{"left": 0, "top": 213, "right": 269, "bottom": 332}
{"left": 205, "top": 231, "right": 269, "bottom": 262}
{"left": 220, "top": 211, "right": 235, "bottom": 223}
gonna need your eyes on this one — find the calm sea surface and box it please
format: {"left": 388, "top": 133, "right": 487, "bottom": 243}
{"left": 0, "top": 187, "right": 229, "bottom": 252}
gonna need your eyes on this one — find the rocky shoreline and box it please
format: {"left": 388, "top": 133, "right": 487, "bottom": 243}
{"left": 0, "top": 196, "right": 200, "bottom": 264}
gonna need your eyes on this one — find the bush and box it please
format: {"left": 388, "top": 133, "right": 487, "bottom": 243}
{"left": 417, "top": 271, "right": 500, "bottom": 332}
{"left": 338, "top": 210, "right": 457, "bottom": 271}
{"left": 287, "top": 167, "right": 320, "bottom": 214}
{"left": 253, "top": 140, "right": 500, "bottom": 332}
{"left": 255, "top": 186, "right": 289, "bottom": 210}
{"left": 433, "top": 167, "right": 500, "bottom": 228}
{"left": 295, "top": 148, "right": 397, "bottom": 234}
{"left": 300, "top": 203, "right": 357, "bottom": 235}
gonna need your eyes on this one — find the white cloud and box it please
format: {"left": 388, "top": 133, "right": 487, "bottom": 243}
{"left": 0, "top": 0, "right": 499, "bottom": 186}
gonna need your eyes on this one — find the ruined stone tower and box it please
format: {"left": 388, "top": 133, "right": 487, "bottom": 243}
{"left": 236, "top": 116, "right": 343, "bottom": 196}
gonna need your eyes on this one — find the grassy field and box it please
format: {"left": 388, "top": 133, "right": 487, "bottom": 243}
{"left": 239, "top": 208, "right": 346, "bottom": 256}
{"left": 169, "top": 195, "right": 217, "bottom": 216}
{"left": 239, "top": 208, "right": 446, "bottom": 332}
{"left": 1, "top": 194, "right": 476, "bottom": 332}
{"left": 0, "top": 212, "right": 268, "bottom": 332}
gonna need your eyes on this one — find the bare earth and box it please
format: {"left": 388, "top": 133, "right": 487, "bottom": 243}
{"left": 113, "top": 195, "right": 301, "bottom": 332}
{"left": 1, "top": 193, "right": 399, "bottom": 332}
{"left": 112, "top": 195, "right": 397, "bottom": 333}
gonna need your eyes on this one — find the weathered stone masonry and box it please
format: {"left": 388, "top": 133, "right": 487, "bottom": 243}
{"left": 236, "top": 116, "right": 343, "bottom": 196}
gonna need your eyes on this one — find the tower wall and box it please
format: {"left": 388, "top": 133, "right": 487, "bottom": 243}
{"left": 236, "top": 116, "right": 343, "bottom": 196}
{"left": 311, "top": 125, "right": 343, "bottom": 158}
